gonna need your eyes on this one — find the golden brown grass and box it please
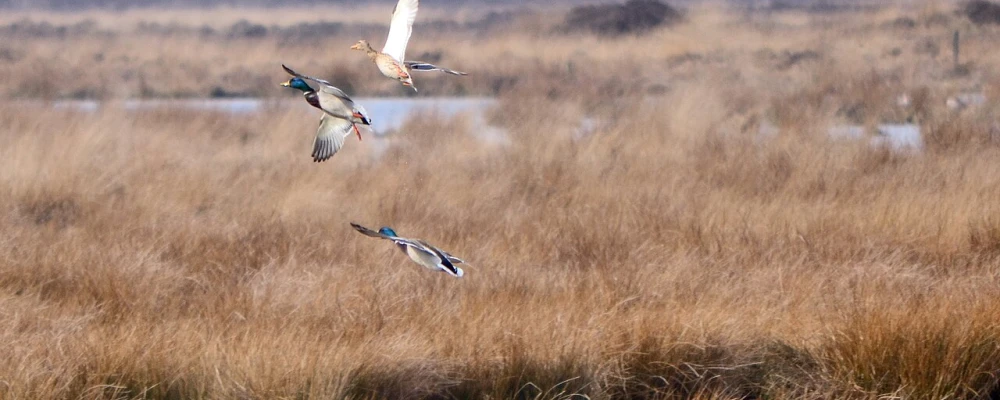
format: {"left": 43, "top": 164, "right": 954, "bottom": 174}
{"left": 2, "top": 2, "right": 1000, "bottom": 399}
{"left": 0, "top": 2, "right": 989, "bottom": 99}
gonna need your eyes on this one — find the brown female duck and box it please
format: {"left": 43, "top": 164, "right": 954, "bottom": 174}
{"left": 351, "top": 0, "right": 467, "bottom": 92}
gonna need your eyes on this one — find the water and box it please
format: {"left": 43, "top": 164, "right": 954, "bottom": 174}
{"left": 353, "top": 97, "right": 497, "bottom": 132}
{"left": 829, "top": 124, "right": 922, "bottom": 151}
{"left": 874, "top": 124, "right": 922, "bottom": 151}
{"left": 39, "top": 99, "right": 928, "bottom": 151}
{"left": 47, "top": 97, "right": 499, "bottom": 133}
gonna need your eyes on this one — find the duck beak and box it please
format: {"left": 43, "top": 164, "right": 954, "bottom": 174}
{"left": 350, "top": 44, "right": 361, "bottom": 50}
{"left": 279, "top": 80, "right": 291, "bottom": 87}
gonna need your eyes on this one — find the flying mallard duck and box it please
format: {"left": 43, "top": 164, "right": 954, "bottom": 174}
{"left": 280, "top": 64, "right": 372, "bottom": 162}
{"left": 350, "top": 0, "right": 467, "bottom": 92}
{"left": 351, "top": 222, "right": 466, "bottom": 277}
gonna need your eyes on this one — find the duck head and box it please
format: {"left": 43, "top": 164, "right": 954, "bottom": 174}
{"left": 350, "top": 39, "right": 373, "bottom": 52}
{"left": 280, "top": 77, "right": 313, "bottom": 92}
{"left": 378, "top": 227, "right": 398, "bottom": 237}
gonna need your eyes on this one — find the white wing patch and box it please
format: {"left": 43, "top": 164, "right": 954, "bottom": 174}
{"left": 382, "top": 0, "right": 419, "bottom": 63}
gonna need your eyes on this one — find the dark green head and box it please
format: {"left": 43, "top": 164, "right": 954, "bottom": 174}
{"left": 280, "top": 77, "right": 313, "bottom": 92}
{"left": 378, "top": 227, "right": 398, "bottom": 237}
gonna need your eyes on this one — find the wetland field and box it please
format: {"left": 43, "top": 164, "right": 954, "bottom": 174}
{"left": 3, "top": 1, "right": 1000, "bottom": 398}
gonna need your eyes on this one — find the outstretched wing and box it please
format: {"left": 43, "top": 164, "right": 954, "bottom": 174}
{"left": 440, "top": 250, "right": 464, "bottom": 264}
{"left": 283, "top": 64, "right": 333, "bottom": 86}
{"left": 351, "top": 223, "right": 394, "bottom": 239}
{"left": 405, "top": 61, "right": 467, "bottom": 76}
{"left": 382, "top": 0, "right": 418, "bottom": 62}
{"left": 282, "top": 64, "right": 354, "bottom": 100}
{"left": 318, "top": 84, "right": 353, "bottom": 102}
{"left": 312, "top": 114, "right": 354, "bottom": 162}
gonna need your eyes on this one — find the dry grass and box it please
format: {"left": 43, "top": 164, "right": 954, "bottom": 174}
{"left": 2, "top": 2, "right": 1000, "bottom": 399}
{"left": 0, "top": 2, "right": 988, "bottom": 99}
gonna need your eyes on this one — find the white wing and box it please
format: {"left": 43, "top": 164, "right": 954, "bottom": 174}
{"left": 382, "top": 0, "right": 418, "bottom": 63}
{"left": 312, "top": 114, "right": 354, "bottom": 162}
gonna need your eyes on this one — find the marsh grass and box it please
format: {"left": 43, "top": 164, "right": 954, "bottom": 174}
{"left": 0, "top": 2, "right": 988, "bottom": 99}
{"left": 3, "top": 2, "right": 1000, "bottom": 399}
